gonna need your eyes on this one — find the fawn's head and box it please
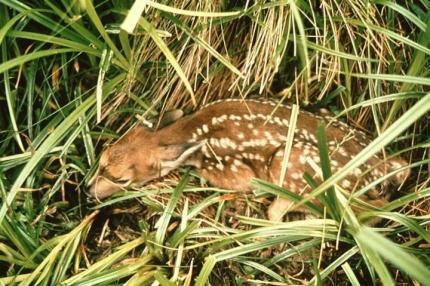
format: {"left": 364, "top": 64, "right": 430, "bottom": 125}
{"left": 88, "top": 112, "right": 203, "bottom": 200}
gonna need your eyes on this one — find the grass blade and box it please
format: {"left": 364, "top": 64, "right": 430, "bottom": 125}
{"left": 146, "top": 0, "right": 241, "bottom": 17}
{"left": 342, "top": 262, "right": 361, "bottom": 286}
{"left": 0, "top": 74, "right": 126, "bottom": 224}
{"left": 137, "top": 16, "right": 196, "bottom": 106}
{"left": 316, "top": 122, "right": 338, "bottom": 220}
{"left": 356, "top": 227, "right": 430, "bottom": 285}
{"left": 0, "top": 48, "right": 74, "bottom": 74}
{"left": 155, "top": 173, "right": 189, "bottom": 246}
{"left": 162, "top": 13, "right": 244, "bottom": 79}
{"left": 195, "top": 255, "right": 216, "bottom": 286}
{"left": 83, "top": 0, "right": 129, "bottom": 69}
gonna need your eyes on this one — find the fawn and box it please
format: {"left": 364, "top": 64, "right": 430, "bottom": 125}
{"left": 88, "top": 99, "right": 410, "bottom": 221}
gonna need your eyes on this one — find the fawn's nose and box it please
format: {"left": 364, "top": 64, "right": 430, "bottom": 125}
{"left": 88, "top": 176, "right": 121, "bottom": 200}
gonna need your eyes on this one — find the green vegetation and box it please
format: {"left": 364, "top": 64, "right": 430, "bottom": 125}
{"left": 1, "top": 0, "right": 430, "bottom": 285}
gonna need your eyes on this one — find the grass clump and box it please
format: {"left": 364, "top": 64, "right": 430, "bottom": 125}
{"left": 1, "top": 0, "right": 430, "bottom": 285}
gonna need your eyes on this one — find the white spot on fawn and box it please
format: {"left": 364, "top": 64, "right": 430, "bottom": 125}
{"left": 353, "top": 168, "right": 362, "bottom": 176}
{"left": 210, "top": 138, "right": 220, "bottom": 148}
{"left": 299, "top": 155, "right": 307, "bottom": 165}
{"left": 257, "top": 114, "right": 266, "bottom": 119}
{"left": 291, "top": 172, "right": 301, "bottom": 180}
{"left": 220, "top": 138, "right": 237, "bottom": 149}
{"left": 242, "top": 139, "right": 267, "bottom": 147}
{"left": 341, "top": 180, "right": 351, "bottom": 188}
{"left": 229, "top": 115, "right": 241, "bottom": 121}
{"left": 302, "top": 129, "right": 310, "bottom": 140}
{"left": 339, "top": 147, "right": 348, "bottom": 157}
{"left": 294, "top": 142, "right": 303, "bottom": 148}
{"left": 230, "top": 164, "right": 238, "bottom": 172}
{"left": 309, "top": 134, "right": 317, "bottom": 143}
{"left": 390, "top": 161, "right": 403, "bottom": 170}
{"left": 202, "top": 124, "right": 209, "bottom": 133}
{"left": 254, "top": 154, "right": 265, "bottom": 162}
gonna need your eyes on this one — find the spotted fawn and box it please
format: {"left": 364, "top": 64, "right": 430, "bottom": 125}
{"left": 88, "top": 99, "right": 410, "bottom": 221}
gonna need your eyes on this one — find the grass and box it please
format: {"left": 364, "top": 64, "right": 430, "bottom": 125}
{"left": 1, "top": 0, "right": 430, "bottom": 285}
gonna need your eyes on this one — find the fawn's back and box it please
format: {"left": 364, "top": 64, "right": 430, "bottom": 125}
{"left": 89, "top": 99, "right": 410, "bottom": 220}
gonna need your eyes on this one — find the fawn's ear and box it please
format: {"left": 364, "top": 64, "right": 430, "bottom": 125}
{"left": 159, "top": 141, "right": 205, "bottom": 175}
{"left": 159, "top": 109, "right": 184, "bottom": 128}
{"left": 135, "top": 109, "right": 184, "bottom": 130}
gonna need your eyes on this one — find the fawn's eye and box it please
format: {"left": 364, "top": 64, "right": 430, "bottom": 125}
{"left": 116, "top": 178, "right": 131, "bottom": 185}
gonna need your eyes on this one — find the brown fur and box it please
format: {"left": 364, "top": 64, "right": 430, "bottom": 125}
{"left": 88, "top": 99, "right": 410, "bottom": 221}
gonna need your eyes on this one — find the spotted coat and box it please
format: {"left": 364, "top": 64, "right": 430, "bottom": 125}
{"left": 89, "top": 99, "right": 410, "bottom": 221}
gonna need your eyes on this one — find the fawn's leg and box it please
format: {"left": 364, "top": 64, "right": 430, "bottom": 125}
{"left": 266, "top": 147, "right": 317, "bottom": 221}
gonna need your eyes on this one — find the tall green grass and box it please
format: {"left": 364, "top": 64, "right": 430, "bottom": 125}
{"left": 0, "top": 0, "right": 429, "bottom": 285}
